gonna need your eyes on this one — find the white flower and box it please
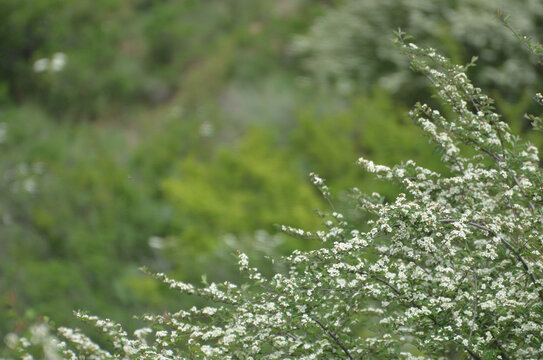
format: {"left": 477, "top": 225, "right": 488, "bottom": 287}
{"left": 33, "top": 58, "right": 49, "bottom": 73}
{"left": 50, "top": 52, "right": 67, "bottom": 72}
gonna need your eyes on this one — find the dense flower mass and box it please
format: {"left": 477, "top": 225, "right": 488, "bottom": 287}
{"left": 5, "top": 34, "right": 543, "bottom": 359}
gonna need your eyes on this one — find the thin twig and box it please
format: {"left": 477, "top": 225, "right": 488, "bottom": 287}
{"left": 356, "top": 270, "right": 403, "bottom": 297}
{"left": 512, "top": 174, "right": 536, "bottom": 213}
{"left": 438, "top": 219, "right": 543, "bottom": 302}
{"left": 468, "top": 274, "right": 478, "bottom": 348}
{"left": 310, "top": 315, "right": 354, "bottom": 360}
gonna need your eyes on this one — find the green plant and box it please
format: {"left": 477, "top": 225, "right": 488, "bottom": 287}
{"left": 292, "top": 0, "right": 543, "bottom": 102}
{"left": 0, "top": 0, "right": 330, "bottom": 340}
{"left": 7, "top": 28, "right": 543, "bottom": 358}
{"left": 0, "top": 0, "right": 324, "bottom": 121}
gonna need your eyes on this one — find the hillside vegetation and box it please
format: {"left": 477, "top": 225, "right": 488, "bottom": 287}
{"left": 1, "top": 0, "right": 541, "bottom": 349}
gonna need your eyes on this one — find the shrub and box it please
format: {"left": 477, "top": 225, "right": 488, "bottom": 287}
{"left": 0, "top": 1, "right": 338, "bottom": 336}
{"left": 6, "top": 31, "right": 543, "bottom": 359}
{"left": 0, "top": 0, "right": 322, "bottom": 120}
{"left": 291, "top": 0, "right": 543, "bottom": 101}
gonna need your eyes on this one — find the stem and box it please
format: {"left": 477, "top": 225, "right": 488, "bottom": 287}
{"left": 356, "top": 270, "right": 403, "bottom": 297}
{"left": 310, "top": 315, "right": 354, "bottom": 360}
{"left": 438, "top": 219, "right": 543, "bottom": 302}
{"left": 468, "top": 274, "right": 478, "bottom": 348}
{"left": 512, "top": 174, "right": 536, "bottom": 213}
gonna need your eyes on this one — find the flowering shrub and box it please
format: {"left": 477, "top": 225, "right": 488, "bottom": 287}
{"left": 292, "top": 0, "right": 543, "bottom": 100}
{"left": 5, "top": 33, "right": 543, "bottom": 359}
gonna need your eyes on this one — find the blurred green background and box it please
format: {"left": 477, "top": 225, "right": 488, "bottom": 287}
{"left": 1, "top": 0, "right": 542, "bottom": 345}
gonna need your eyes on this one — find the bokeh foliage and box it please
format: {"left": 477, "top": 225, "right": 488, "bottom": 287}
{"left": 292, "top": 0, "right": 543, "bottom": 100}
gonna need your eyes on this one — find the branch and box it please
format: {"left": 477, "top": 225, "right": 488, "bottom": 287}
{"left": 438, "top": 219, "right": 543, "bottom": 302}
{"left": 310, "top": 315, "right": 354, "bottom": 360}
{"left": 468, "top": 274, "right": 478, "bottom": 348}
{"left": 356, "top": 270, "right": 403, "bottom": 297}
{"left": 466, "top": 348, "right": 483, "bottom": 360}
{"left": 512, "top": 174, "right": 536, "bottom": 213}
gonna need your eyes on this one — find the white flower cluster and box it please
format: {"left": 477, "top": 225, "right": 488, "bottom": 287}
{"left": 33, "top": 53, "right": 67, "bottom": 73}
{"left": 7, "top": 37, "right": 543, "bottom": 359}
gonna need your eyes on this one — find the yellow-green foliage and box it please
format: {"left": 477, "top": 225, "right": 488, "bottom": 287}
{"left": 161, "top": 128, "right": 323, "bottom": 252}
{"left": 291, "top": 90, "right": 444, "bottom": 195}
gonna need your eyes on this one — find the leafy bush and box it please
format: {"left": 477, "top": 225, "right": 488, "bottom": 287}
{"left": 0, "top": 0, "right": 321, "bottom": 120}
{"left": 0, "top": 105, "right": 182, "bottom": 338}
{"left": 290, "top": 89, "right": 444, "bottom": 191}
{"left": 292, "top": 0, "right": 543, "bottom": 102}
{"left": 1, "top": 0, "right": 331, "bottom": 339}
{"left": 8, "top": 27, "right": 543, "bottom": 358}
